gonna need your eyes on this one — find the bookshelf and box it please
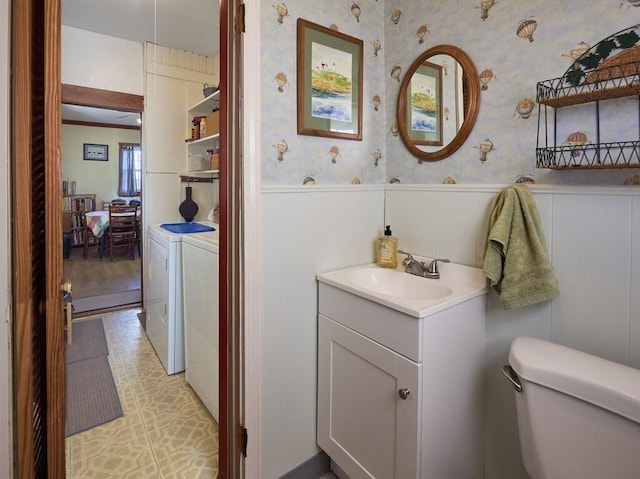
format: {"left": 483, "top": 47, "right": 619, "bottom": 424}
{"left": 63, "top": 194, "right": 96, "bottom": 247}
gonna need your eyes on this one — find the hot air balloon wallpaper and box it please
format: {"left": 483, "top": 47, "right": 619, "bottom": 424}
{"left": 515, "top": 174, "right": 535, "bottom": 184}
{"left": 564, "top": 131, "right": 589, "bottom": 157}
{"left": 273, "top": 140, "right": 289, "bottom": 162}
{"left": 441, "top": 59, "right": 449, "bottom": 76}
{"left": 391, "top": 9, "right": 402, "bottom": 25}
{"left": 476, "top": 0, "right": 496, "bottom": 21}
{"left": 371, "top": 39, "right": 382, "bottom": 57}
{"left": 624, "top": 175, "right": 640, "bottom": 184}
{"left": 272, "top": 3, "right": 289, "bottom": 24}
{"left": 516, "top": 17, "right": 537, "bottom": 43}
{"left": 443, "top": 176, "right": 457, "bottom": 184}
{"left": 351, "top": 3, "right": 361, "bottom": 22}
{"left": 372, "top": 95, "right": 381, "bottom": 111}
{"left": 562, "top": 42, "right": 590, "bottom": 62}
{"left": 479, "top": 69, "right": 495, "bottom": 90}
{"left": 390, "top": 121, "right": 399, "bottom": 137}
{"left": 352, "top": 177, "right": 362, "bottom": 184}
{"left": 303, "top": 176, "right": 316, "bottom": 185}
{"left": 297, "top": 19, "right": 363, "bottom": 140}
{"left": 389, "top": 177, "right": 401, "bottom": 184}
{"left": 329, "top": 146, "right": 340, "bottom": 163}
{"left": 391, "top": 64, "right": 402, "bottom": 82}
{"left": 514, "top": 98, "right": 535, "bottom": 119}
{"left": 474, "top": 138, "right": 494, "bottom": 162}
{"left": 416, "top": 25, "right": 429, "bottom": 44}
{"left": 274, "top": 72, "right": 288, "bottom": 92}
{"left": 372, "top": 149, "right": 382, "bottom": 166}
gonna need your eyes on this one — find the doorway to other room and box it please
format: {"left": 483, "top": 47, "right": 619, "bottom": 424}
{"left": 61, "top": 97, "right": 144, "bottom": 317}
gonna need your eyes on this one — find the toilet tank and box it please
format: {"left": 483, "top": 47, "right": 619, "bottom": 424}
{"left": 508, "top": 337, "right": 640, "bottom": 479}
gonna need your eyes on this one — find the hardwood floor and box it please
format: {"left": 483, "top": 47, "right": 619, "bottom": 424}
{"left": 63, "top": 247, "right": 141, "bottom": 299}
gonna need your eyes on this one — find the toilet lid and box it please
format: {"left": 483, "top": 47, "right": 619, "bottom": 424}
{"left": 510, "top": 337, "right": 640, "bottom": 424}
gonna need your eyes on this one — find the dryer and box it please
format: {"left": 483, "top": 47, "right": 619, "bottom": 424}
{"left": 182, "top": 230, "right": 220, "bottom": 419}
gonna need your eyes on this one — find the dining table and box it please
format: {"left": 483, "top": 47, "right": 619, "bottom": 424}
{"left": 84, "top": 209, "right": 141, "bottom": 259}
{"left": 85, "top": 210, "right": 111, "bottom": 239}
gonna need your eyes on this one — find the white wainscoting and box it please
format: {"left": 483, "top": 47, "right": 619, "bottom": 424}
{"left": 261, "top": 186, "right": 385, "bottom": 479}
{"left": 259, "top": 184, "right": 640, "bottom": 479}
{"left": 387, "top": 184, "right": 640, "bottom": 479}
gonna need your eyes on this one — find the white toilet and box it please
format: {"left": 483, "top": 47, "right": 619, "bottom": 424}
{"left": 503, "top": 336, "right": 640, "bottom": 479}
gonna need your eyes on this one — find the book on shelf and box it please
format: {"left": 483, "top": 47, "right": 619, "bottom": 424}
{"left": 63, "top": 196, "right": 95, "bottom": 212}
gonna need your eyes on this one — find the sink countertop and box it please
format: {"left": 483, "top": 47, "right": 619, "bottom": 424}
{"left": 317, "top": 259, "right": 488, "bottom": 318}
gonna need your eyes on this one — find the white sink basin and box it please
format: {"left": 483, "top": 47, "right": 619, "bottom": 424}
{"left": 344, "top": 267, "right": 452, "bottom": 300}
{"left": 317, "top": 259, "right": 487, "bottom": 318}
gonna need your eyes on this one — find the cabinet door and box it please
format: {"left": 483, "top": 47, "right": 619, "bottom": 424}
{"left": 318, "top": 315, "right": 421, "bottom": 479}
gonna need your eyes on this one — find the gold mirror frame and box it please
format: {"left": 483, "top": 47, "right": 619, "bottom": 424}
{"left": 397, "top": 44, "right": 480, "bottom": 162}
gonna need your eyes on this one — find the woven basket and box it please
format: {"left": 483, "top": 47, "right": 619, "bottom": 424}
{"left": 586, "top": 45, "right": 640, "bottom": 83}
{"left": 203, "top": 83, "right": 217, "bottom": 97}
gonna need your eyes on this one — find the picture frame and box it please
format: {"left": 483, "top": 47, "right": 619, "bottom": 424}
{"left": 83, "top": 143, "right": 109, "bottom": 161}
{"left": 406, "top": 61, "right": 443, "bottom": 146}
{"left": 297, "top": 18, "right": 363, "bottom": 141}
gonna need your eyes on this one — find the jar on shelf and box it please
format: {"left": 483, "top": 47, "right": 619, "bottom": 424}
{"left": 200, "top": 117, "right": 207, "bottom": 138}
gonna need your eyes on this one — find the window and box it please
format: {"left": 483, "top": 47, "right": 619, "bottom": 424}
{"left": 118, "top": 143, "right": 141, "bottom": 196}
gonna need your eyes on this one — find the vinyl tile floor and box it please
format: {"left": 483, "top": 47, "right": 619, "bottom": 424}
{"left": 65, "top": 308, "right": 218, "bottom": 478}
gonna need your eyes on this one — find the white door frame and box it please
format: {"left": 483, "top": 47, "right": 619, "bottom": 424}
{"left": 242, "top": 0, "right": 261, "bottom": 476}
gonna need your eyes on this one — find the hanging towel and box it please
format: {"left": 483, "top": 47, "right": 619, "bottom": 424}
{"left": 483, "top": 185, "right": 559, "bottom": 310}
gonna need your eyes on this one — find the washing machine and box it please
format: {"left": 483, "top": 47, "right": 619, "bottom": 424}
{"left": 145, "top": 222, "right": 216, "bottom": 375}
{"left": 182, "top": 230, "right": 220, "bottom": 419}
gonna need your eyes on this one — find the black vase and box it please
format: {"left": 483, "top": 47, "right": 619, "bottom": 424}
{"left": 179, "top": 186, "right": 199, "bottom": 222}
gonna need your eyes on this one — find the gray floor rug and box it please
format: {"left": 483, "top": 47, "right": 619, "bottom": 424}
{"left": 65, "top": 318, "right": 123, "bottom": 436}
{"left": 73, "top": 289, "right": 141, "bottom": 314}
{"left": 65, "top": 319, "right": 108, "bottom": 364}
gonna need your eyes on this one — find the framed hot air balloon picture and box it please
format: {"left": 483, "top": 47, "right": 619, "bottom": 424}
{"left": 297, "top": 18, "right": 363, "bottom": 140}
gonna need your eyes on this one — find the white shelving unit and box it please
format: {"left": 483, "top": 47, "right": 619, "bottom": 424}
{"left": 185, "top": 90, "right": 220, "bottom": 176}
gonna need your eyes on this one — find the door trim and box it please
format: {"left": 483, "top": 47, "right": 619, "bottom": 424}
{"left": 13, "top": 0, "right": 65, "bottom": 476}
{"left": 61, "top": 84, "right": 143, "bottom": 111}
{"left": 240, "top": 0, "right": 262, "bottom": 476}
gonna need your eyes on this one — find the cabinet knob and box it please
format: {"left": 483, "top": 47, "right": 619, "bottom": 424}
{"left": 398, "top": 388, "right": 410, "bottom": 400}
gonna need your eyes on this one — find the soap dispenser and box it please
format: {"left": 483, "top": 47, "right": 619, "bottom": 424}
{"left": 377, "top": 225, "right": 398, "bottom": 268}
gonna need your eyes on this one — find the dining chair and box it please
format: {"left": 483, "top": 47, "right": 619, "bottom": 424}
{"left": 106, "top": 204, "right": 138, "bottom": 261}
{"left": 83, "top": 223, "right": 98, "bottom": 259}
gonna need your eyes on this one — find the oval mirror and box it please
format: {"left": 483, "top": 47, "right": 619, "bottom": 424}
{"left": 397, "top": 44, "right": 480, "bottom": 162}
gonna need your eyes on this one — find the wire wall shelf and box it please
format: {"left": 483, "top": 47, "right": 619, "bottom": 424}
{"left": 536, "top": 141, "right": 640, "bottom": 169}
{"left": 536, "top": 62, "right": 640, "bottom": 108}
{"left": 536, "top": 24, "right": 640, "bottom": 170}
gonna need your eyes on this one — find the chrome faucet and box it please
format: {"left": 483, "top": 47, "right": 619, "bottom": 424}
{"left": 399, "top": 250, "right": 450, "bottom": 279}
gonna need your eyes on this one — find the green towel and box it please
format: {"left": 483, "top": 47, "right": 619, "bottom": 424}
{"left": 483, "top": 185, "right": 559, "bottom": 310}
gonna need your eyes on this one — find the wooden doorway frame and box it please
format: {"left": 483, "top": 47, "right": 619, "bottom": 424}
{"left": 61, "top": 84, "right": 143, "bottom": 113}
{"left": 13, "top": 4, "right": 240, "bottom": 478}
{"left": 12, "top": 0, "right": 65, "bottom": 477}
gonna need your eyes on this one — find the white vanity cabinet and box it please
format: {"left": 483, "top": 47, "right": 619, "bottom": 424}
{"left": 317, "top": 274, "right": 486, "bottom": 479}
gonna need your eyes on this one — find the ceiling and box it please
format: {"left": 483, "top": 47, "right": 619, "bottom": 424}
{"left": 61, "top": 0, "right": 219, "bottom": 126}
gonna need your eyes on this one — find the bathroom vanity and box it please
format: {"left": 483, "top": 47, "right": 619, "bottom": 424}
{"left": 317, "top": 261, "right": 487, "bottom": 478}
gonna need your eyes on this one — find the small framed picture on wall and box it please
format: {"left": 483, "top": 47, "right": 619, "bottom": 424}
{"left": 83, "top": 143, "right": 109, "bottom": 161}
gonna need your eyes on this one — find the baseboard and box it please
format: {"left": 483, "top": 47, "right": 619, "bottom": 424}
{"left": 279, "top": 451, "right": 330, "bottom": 479}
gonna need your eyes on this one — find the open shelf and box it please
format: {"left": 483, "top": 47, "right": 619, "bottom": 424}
{"left": 536, "top": 25, "right": 640, "bottom": 170}
{"left": 188, "top": 90, "right": 220, "bottom": 116}
{"left": 185, "top": 133, "right": 220, "bottom": 145}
